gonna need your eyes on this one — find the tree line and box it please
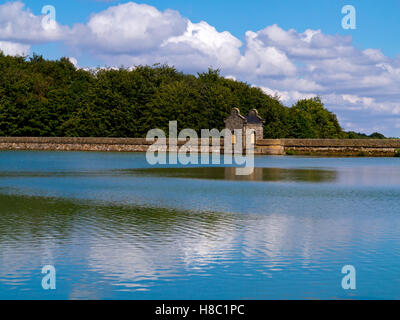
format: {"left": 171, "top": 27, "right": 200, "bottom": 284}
{"left": 0, "top": 53, "right": 386, "bottom": 139}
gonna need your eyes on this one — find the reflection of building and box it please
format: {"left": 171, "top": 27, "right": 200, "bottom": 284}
{"left": 223, "top": 167, "right": 337, "bottom": 182}
{"left": 224, "top": 108, "right": 265, "bottom": 145}
{"left": 224, "top": 167, "right": 264, "bottom": 181}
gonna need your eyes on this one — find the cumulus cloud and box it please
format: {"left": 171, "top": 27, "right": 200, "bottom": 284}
{"left": 259, "top": 86, "right": 316, "bottom": 103}
{"left": 67, "top": 56, "right": 78, "bottom": 68}
{"left": 0, "top": 1, "right": 66, "bottom": 43}
{"left": 0, "top": 40, "right": 29, "bottom": 56}
{"left": 0, "top": 1, "right": 400, "bottom": 135}
{"left": 0, "top": 1, "right": 67, "bottom": 55}
{"left": 68, "top": 2, "right": 187, "bottom": 55}
{"left": 237, "top": 30, "right": 297, "bottom": 77}
{"left": 162, "top": 21, "right": 243, "bottom": 71}
{"left": 236, "top": 24, "right": 400, "bottom": 135}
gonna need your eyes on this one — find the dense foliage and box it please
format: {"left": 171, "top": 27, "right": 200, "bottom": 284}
{"left": 0, "top": 53, "right": 386, "bottom": 138}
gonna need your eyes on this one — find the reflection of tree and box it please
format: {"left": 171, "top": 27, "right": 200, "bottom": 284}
{"left": 0, "top": 193, "right": 239, "bottom": 289}
{"left": 133, "top": 167, "right": 337, "bottom": 183}
{"left": 0, "top": 193, "right": 78, "bottom": 241}
{"left": 0, "top": 192, "right": 238, "bottom": 243}
{"left": 0, "top": 190, "right": 392, "bottom": 296}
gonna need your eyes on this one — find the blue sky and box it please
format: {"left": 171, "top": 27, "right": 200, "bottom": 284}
{"left": 27, "top": 0, "right": 400, "bottom": 58}
{"left": 1, "top": 0, "right": 400, "bottom": 136}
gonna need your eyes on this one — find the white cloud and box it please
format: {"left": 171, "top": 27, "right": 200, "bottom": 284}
{"left": 0, "top": 1, "right": 68, "bottom": 56}
{"left": 258, "top": 86, "right": 316, "bottom": 103}
{"left": 237, "top": 30, "right": 297, "bottom": 76}
{"left": 68, "top": 2, "right": 187, "bottom": 55}
{"left": 0, "top": 40, "right": 29, "bottom": 56}
{"left": 68, "top": 57, "right": 78, "bottom": 67}
{"left": 163, "top": 20, "right": 242, "bottom": 70}
{"left": 0, "top": 1, "right": 66, "bottom": 44}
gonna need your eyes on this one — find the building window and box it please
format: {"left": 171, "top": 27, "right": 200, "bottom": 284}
{"left": 232, "top": 133, "right": 236, "bottom": 144}
{"left": 251, "top": 132, "right": 255, "bottom": 144}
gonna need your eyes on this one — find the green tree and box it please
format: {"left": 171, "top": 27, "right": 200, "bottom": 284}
{"left": 0, "top": 52, "right": 388, "bottom": 139}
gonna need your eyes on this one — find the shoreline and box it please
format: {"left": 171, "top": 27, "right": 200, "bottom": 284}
{"left": 0, "top": 137, "right": 399, "bottom": 157}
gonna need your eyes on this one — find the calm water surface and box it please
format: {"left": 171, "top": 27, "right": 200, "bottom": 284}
{"left": 0, "top": 151, "right": 399, "bottom": 299}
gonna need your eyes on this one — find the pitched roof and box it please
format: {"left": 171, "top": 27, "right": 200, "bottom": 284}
{"left": 224, "top": 107, "right": 247, "bottom": 123}
{"left": 245, "top": 109, "right": 264, "bottom": 124}
{"left": 224, "top": 108, "right": 265, "bottom": 125}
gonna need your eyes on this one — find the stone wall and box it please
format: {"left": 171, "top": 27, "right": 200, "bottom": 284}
{"left": 245, "top": 124, "right": 263, "bottom": 142}
{"left": 253, "top": 139, "right": 284, "bottom": 155}
{"left": 224, "top": 108, "right": 247, "bottom": 130}
{"left": 0, "top": 137, "right": 225, "bottom": 153}
{"left": 279, "top": 139, "right": 400, "bottom": 156}
{"left": 0, "top": 137, "right": 399, "bottom": 156}
{"left": 0, "top": 137, "right": 152, "bottom": 152}
{"left": 282, "top": 139, "right": 400, "bottom": 148}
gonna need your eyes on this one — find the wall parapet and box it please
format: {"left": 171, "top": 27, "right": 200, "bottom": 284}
{"left": 0, "top": 137, "right": 399, "bottom": 156}
{"left": 281, "top": 139, "right": 400, "bottom": 148}
{"left": 0, "top": 137, "right": 153, "bottom": 145}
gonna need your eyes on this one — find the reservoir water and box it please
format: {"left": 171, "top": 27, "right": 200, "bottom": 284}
{"left": 0, "top": 151, "right": 399, "bottom": 299}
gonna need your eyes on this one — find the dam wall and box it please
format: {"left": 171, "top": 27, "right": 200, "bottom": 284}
{"left": 0, "top": 137, "right": 399, "bottom": 156}
{"left": 278, "top": 139, "right": 400, "bottom": 156}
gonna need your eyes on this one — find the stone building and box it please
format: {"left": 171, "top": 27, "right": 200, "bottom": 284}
{"left": 224, "top": 108, "right": 264, "bottom": 144}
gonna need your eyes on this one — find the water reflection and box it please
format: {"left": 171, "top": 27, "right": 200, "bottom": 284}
{"left": 1, "top": 152, "right": 400, "bottom": 299}
{"left": 1, "top": 192, "right": 400, "bottom": 299}
{"left": 130, "top": 167, "right": 337, "bottom": 183}
{"left": 0, "top": 193, "right": 240, "bottom": 296}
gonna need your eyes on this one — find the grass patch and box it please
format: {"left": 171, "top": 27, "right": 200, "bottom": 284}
{"left": 285, "top": 149, "right": 296, "bottom": 156}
